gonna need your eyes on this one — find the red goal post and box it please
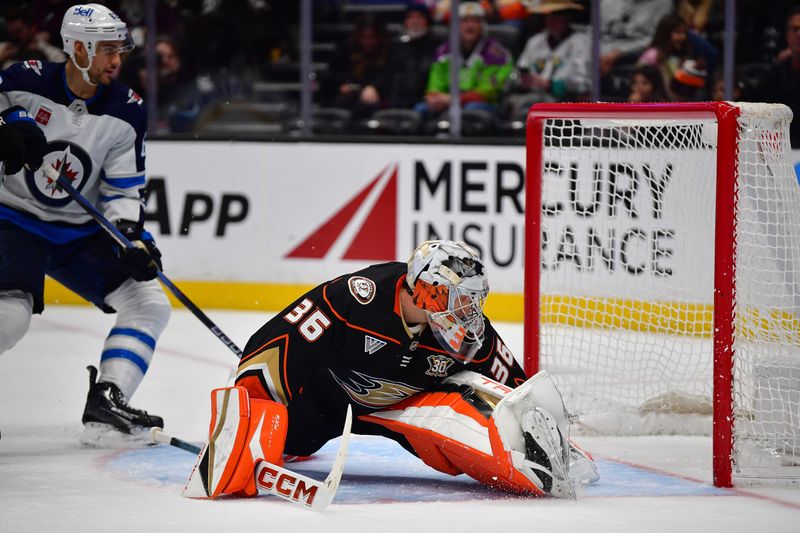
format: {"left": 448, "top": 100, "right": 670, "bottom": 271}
{"left": 524, "top": 102, "right": 800, "bottom": 488}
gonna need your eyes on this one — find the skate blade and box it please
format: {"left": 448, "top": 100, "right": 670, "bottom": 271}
{"left": 80, "top": 422, "right": 158, "bottom": 449}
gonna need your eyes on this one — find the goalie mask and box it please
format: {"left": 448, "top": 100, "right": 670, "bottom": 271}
{"left": 407, "top": 240, "right": 488, "bottom": 363}
{"left": 61, "top": 4, "right": 134, "bottom": 84}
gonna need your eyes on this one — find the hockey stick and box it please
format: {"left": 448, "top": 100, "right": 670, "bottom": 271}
{"left": 150, "top": 406, "right": 353, "bottom": 511}
{"left": 149, "top": 427, "right": 202, "bottom": 454}
{"left": 42, "top": 156, "right": 243, "bottom": 358}
{"left": 254, "top": 405, "right": 352, "bottom": 511}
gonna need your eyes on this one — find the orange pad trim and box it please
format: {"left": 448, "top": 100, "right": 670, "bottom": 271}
{"left": 361, "top": 390, "right": 545, "bottom": 496}
{"left": 225, "top": 398, "right": 289, "bottom": 498}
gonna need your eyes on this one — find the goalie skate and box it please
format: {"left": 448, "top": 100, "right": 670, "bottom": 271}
{"left": 521, "top": 407, "right": 576, "bottom": 499}
{"left": 568, "top": 439, "right": 600, "bottom": 485}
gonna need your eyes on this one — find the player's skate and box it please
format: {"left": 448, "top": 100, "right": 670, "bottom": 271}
{"left": 80, "top": 365, "right": 163, "bottom": 447}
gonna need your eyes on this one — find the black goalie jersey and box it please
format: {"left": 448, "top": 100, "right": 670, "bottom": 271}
{"left": 235, "top": 262, "right": 528, "bottom": 456}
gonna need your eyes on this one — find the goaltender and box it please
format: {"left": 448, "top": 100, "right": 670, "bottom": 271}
{"left": 185, "top": 240, "right": 598, "bottom": 500}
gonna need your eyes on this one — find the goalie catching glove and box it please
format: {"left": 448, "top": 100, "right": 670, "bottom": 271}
{"left": 361, "top": 370, "right": 598, "bottom": 498}
{"left": 116, "top": 220, "right": 163, "bottom": 281}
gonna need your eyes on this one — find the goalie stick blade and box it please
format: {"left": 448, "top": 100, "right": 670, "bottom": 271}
{"left": 183, "top": 444, "right": 211, "bottom": 498}
{"left": 254, "top": 405, "right": 353, "bottom": 512}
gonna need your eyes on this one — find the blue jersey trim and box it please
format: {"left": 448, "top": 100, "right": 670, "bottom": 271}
{"left": 99, "top": 194, "right": 127, "bottom": 203}
{"left": 108, "top": 328, "right": 157, "bottom": 350}
{"left": 101, "top": 175, "right": 145, "bottom": 189}
{"left": 0, "top": 205, "right": 101, "bottom": 243}
{"left": 101, "top": 348, "right": 149, "bottom": 374}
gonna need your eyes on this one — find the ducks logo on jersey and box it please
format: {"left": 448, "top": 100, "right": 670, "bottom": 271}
{"left": 348, "top": 276, "right": 376, "bottom": 305}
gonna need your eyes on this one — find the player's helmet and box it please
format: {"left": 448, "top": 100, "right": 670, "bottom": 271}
{"left": 407, "top": 240, "right": 489, "bottom": 363}
{"left": 61, "top": 4, "right": 133, "bottom": 82}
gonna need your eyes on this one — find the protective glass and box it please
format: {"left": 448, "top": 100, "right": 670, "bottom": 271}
{"left": 426, "top": 283, "right": 487, "bottom": 363}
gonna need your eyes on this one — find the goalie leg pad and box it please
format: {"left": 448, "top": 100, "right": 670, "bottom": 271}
{"left": 183, "top": 386, "right": 288, "bottom": 499}
{"left": 360, "top": 388, "right": 546, "bottom": 496}
{"left": 491, "top": 371, "right": 601, "bottom": 498}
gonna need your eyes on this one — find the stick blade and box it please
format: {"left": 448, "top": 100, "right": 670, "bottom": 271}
{"left": 254, "top": 404, "right": 353, "bottom": 512}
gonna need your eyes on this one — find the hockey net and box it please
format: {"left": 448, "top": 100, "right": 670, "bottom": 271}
{"left": 524, "top": 102, "right": 800, "bottom": 487}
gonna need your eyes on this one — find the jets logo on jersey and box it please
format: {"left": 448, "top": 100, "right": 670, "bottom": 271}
{"left": 23, "top": 60, "right": 43, "bottom": 76}
{"left": 348, "top": 276, "right": 376, "bottom": 305}
{"left": 127, "top": 89, "right": 143, "bottom": 106}
{"left": 329, "top": 369, "right": 422, "bottom": 408}
{"left": 425, "top": 355, "right": 454, "bottom": 378}
{"left": 26, "top": 142, "right": 93, "bottom": 207}
{"left": 364, "top": 335, "right": 387, "bottom": 355}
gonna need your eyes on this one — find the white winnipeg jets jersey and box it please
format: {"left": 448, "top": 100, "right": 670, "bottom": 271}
{"left": 0, "top": 59, "right": 146, "bottom": 243}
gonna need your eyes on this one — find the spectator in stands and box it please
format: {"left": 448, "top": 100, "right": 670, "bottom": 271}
{"left": 769, "top": 6, "right": 800, "bottom": 147}
{"left": 735, "top": 0, "right": 795, "bottom": 65}
{"left": 0, "top": 6, "right": 66, "bottom": 69}
{"left": 676, "top": 0, "right": 716, "bottom": 35}
{"left": 382, "top": 4, "right": 441, "bottom": 109}
{"left": 669, "top": 58, "right": 708, "bottom": 101}
{"left": 514, "top": 0, "right": 590, "bottom": 103}
{"left": 432, "top": 0, "right": 528, "bottom": 26}
{"left": 122, "top": 36, "right": 204, "bottom": 133}
{"left": 416, "top": 2, "right": 514, "bottom": 117}
{"left": 638, "top": 14, "right": 692, "bottom": 99}
{"left": 320, "top": 15, "right": 390, "bottom": 119}
{"left": 628, "top": 64, "right": 669, "bottom": 102}
{"left": 433, "top": 1, "right": 499, "bottom": 23}
{"left": 599, "top": 0, "right": 672, "bottom": 77}
{"left": 30, "top": 0, "right": 74, "bottom": 47}
{"left": 710, "top": 70, "right": 743, "bottom": 102}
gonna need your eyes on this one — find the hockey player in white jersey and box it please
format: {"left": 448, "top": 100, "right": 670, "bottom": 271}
{"left": 0, "top": 4, "right": 170, "bottom": 443}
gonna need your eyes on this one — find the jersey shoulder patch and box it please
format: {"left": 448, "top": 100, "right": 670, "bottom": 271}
{"left": 347, "top": 276, "right": 377, "bottom": 305}
{"left": 0, "top": 60, "right": 62, "bottom": 93}
{"left": 98, "top": 80, "right": 147, "bottom": 133}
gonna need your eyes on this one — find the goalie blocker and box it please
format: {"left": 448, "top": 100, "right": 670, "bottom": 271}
{"left": 184, "top": 371, "right": 597, "bottom": 506}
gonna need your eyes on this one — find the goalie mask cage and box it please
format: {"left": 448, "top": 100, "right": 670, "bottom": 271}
{"left": 524, "top": 102, "right": 800, "bottom": 488}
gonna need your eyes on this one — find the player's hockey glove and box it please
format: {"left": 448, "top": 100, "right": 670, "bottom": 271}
{"left": 0, "top": 106, "right": 48, "bottom": 174}
{"left": 116, "top": 219, "right": 163, "bottom": 281}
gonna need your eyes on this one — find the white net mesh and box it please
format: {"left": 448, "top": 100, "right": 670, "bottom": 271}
{"left": 732, "top": 103, "right": 800, "bottom": 479}
{"left": 532, "top": 103, "right": 800, "bottom": 481}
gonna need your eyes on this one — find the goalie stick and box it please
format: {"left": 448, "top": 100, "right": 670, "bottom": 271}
{"left": 149, "top": 427, "right": 202, "bottom": 454}
{"left": 150, "top": 406, "right": 353, "bottom": 512}
{"left": 42, "top": 154, "right": 243, "bottom": 358}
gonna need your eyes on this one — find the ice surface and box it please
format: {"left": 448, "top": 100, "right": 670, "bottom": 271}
{"left": 2, "top": 306, "right": 799, "bottom": 532}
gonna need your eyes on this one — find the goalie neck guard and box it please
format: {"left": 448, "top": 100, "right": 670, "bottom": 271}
{"left": 406, "top": 240, "right": 489, "bottom": 363}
